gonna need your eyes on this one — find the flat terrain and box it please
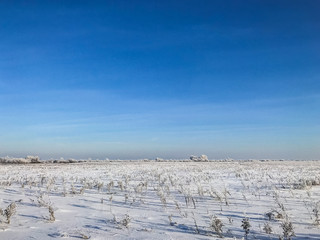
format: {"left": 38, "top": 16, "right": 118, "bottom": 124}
{"left": 0, "top": 160, "right": 319, "bottom": 239}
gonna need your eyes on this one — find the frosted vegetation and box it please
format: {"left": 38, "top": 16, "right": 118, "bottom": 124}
{"left": 0, "top": 160, "right": 319, "bottom": 239}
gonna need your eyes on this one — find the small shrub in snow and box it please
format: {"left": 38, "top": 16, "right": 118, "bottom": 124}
{"left": 37, "top": 194, "right": 50, "bottom": 207}
{"left": 184, "top": 194, "right": 196, "bottom": 209}
{"left": 121, "top": 214, "right": 131, "bottom": 228}
{"left": 107, "top": 181, "right": 114, "bottom": 192}
{"left": 241, "top": 217, "right": 251, "bottom": 239}
{"left": 263, "top": 222, "right": 272, "bottom": 234}
{"left": 313, "top": 202, "right": 320, "bottom": 225}
{"left": 117, "top": 181, "right": 124, "bottom": 191}
{"left": 4, "top": 202, "right": 16, "bottom": 224}
{"left": 48, "top": 206, "right": 55, "bottom": 222}
{"left": 281, "top": 217, "right": 295, "bottom": 240}
{"left": 192, "top": 214, "right": 200, "bottom": 234}
{"left": 210, "top": 215, "right": 223, "bottom": 238}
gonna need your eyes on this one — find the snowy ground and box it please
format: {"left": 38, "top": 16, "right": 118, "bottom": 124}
{"left": 0, "top": 160, "right": 320, "bottom": 239}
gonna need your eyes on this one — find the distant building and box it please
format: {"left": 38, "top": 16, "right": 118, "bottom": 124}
{"left": 190, "top": 155, "right": 208, "bottom": 162}
{"left": 26, "top": 156, "right": 41, "bottom": 163}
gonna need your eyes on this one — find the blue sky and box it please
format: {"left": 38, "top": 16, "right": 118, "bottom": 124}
{"left": 0, "top": 0, "right": 319, "bottom": 159}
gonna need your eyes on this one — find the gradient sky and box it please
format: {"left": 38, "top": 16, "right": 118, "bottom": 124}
{"left": 0, "top": 0, "right": 319, "bottom": 160}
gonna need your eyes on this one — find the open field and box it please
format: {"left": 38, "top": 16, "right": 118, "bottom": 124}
{"left": 0, "top": 160, "right": 320, "bottom": 239}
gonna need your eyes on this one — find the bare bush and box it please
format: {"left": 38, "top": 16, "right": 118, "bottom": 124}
{"left": 241, "top": 217, "right": 251, "bottom": 239}
{"left": 263, "top": 222, "right": 272, "bottom": 234}
{"left": 281, "top": 217, "right": 295, "bottom": 240}
{"left": 48, "top": 206, "right": 55, "bottom": 222}
{"left": 4, "top": 202, "right": 16, "bottom": 224}
{"left": 210, "top": 215, "right": 223, "bottom": 238}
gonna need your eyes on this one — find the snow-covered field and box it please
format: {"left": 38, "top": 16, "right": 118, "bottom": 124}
{"left": 0, "top": 160, "right": 320, "bottom": 239}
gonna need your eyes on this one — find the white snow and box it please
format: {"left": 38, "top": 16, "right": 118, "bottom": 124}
{"left": 0, "top": 160, "right": 319, "bottom": 239}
